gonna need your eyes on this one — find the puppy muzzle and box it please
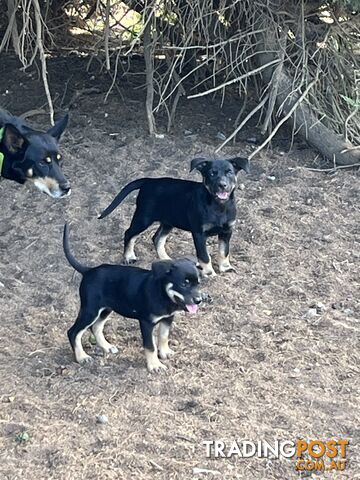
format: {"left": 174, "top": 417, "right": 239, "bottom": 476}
{"left": 185, "top": 294, "right": 202, "bottom": 314}
{"left": 165, "top": 283, "right": 202, "bottom": 314}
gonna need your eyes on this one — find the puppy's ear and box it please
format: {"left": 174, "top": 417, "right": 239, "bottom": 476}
{"left": 151, "top": 260, "right": 173, "bottom": 279}
{"left": 2, "top": 124, "right": 27, "bottom": 153}
{"left": 47, "top": 114, "right": 69, "bottom": 141}
{"left": 190, "top": 157, "right": 210, "bottom": 173}
{"left": 229, "top": 157, "right": 250, "bottom": 174}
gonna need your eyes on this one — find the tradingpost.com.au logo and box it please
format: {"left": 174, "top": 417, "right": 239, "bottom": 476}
{"left": 203, "top": 439, "right": 349, "bottom": 472}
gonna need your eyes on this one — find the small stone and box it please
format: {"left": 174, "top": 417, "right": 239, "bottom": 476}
{"left": 279, "top": 151, "right": 285, "bottom": 156}
{"left": 247, "top": 136, "right": 258, "bottom": 144}
{"left": 104, "top": 113, "right": 108, "bottom": 118}
{"left": 306, "top": 308, "right": 318, "bottom": 318}
{"left": 306, "top": 198, "right": 313, "bottom": 205}
{"left": 96, "top": 414, "right": 108, "bottom": 424}
{"left": 267, "top": 175, "right": 276, "bottom": 181}
{"left": 316, "top": 302, "right": 326, "bottom": 314}
{"left": 216, "top": 132, "right": 226, "bottom": 141}
{"left": 184, "top": 129, "right": 192, "bottom": 136}
{"left": 343, "top": 308, "right": 354, "bottom": 316}
{"left": 239, "top": 183, "right": 245, "bottom": 190}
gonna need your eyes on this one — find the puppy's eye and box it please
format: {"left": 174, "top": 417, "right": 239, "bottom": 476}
{"left": 182, "top": 278, "right": 190, "bottom": 287}
{"left": 56, "top": 153, "right": 61, "bottom": 161}
{"left": 45, "top": 156, "right": 52, "bottom": 164}
{"left": 226, "top": 169, "right": 232, "bottom": 175}
{"left": 209, "top": 171, "right": 215, "bottom": 177}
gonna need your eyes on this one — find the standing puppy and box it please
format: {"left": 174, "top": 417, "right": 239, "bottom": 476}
{"left": 99, "top": 157, "right": 250, "bottom": 276}
{"left": 63, "top": 224, "right": 202, "bottom": 372}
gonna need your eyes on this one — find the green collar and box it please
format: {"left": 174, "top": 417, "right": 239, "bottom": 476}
{"left": 0, "top": 127, "right": 4, "bottom": 175}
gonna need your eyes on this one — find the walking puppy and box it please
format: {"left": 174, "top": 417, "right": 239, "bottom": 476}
{"left": 99, "top": 157, "right": 250, "bottom": 276}
{"left": 63, "top": 224, "right": 202, "bottom": 372}
{"left": 0, "top": 110, "right": 70, "bottom": 198}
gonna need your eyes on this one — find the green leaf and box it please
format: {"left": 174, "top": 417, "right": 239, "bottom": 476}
{"left": 340, "top": 94, "right": 360, "bottom": 108}
{"left": 15, "top": 431, "right": 30, "bottom": 444}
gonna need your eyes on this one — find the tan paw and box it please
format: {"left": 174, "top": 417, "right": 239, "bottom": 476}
{"left": 147, "top": 359, "right": 167, "bottom": 373}
{"left": 123, "top": 255, "right": 137, "bottom": 265}
{"left": 219, "top": 262, "right": 236, "bottom": 273}
{"left": 158, "top": 347, "right": 175, "bottom": 360}
{"left": 203, "top": 267, "right": 217, "bottom": 278}
{"left": 76, "top": 353, "right": 93, "bottom": 364}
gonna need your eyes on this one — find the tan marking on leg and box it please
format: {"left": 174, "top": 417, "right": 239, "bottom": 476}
{"left": 74, "top": 328, "right": 93, "bottom": 363}
{"left": 124, "top": 236, "right": 137, "bottom": 263}
{"left": 92, "top": 316, "right": 118, "bottom": 354}
{"left": 156, "top": 233, "right": 171, "bottom": 260}
{"left": 158, "top": 322, "right": 174, "bottom": 360}
{"left": 218, "top": 240, "right": 235, "bottom": 273}
{"left": 198, "top": 258, "right": 216, "bottom": 277}
{"left": 145, "top": 348, "right": 167, "bottom": 372}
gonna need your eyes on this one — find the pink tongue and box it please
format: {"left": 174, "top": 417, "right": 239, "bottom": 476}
{"left": 186, "top": 304, "right": 199, "bottom": 314}
{"left": 217, "top": 191, "right": 229, "bottom": 200}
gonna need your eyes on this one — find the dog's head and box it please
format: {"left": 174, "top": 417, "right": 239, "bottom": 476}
{"left": 1, "top": 115, "right": 70, "bottom": 198}
{"left": 190, "top": 157, "right": 250, "bottom": 204}
{"left": 152, "top": 258, "right": 202, "bottom": 313}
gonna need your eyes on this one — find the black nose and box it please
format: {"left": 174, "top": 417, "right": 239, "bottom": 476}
{"left": 194, "top": 295, "right": 202, "bottom": 305}
{"left": 60, "top": 181, "right": 70, "bottom": 191}
{"left": 60, "top": 182, "right": 71, "bottom": 195}
{"left": 219, "top": 180, "right": 227, "bottom": 189}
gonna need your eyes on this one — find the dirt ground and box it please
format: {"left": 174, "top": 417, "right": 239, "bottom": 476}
{"left": 0, "top": 54, "right": 359, "bottom": 480}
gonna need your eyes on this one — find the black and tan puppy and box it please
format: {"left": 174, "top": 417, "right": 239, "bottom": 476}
{"left": 63, "top": 224, "right": 202, "bottom": 372}
{"left": 99, "top": 157, "right": 250, "bottom": 276}
{"left": 0, "top": 110, "right": 70, "bottom": 198}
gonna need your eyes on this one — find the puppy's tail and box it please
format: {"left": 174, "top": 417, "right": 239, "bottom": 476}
{"left": 98, "top": 178, "right": 148, "bottom": 219}
{"left": 63, "top": 224, "right": 90, "bottom": 275}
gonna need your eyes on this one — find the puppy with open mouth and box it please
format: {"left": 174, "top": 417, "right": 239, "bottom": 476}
{"left": 63, "top": 224, "right": 203, "bottom": 372}
{"left": 99, "top": 157, "right": 250, "bottom": 277}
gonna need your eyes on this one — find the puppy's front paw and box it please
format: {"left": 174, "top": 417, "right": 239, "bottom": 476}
{"left": 219, "top": 263, "right": 236, "bottom": 273}
{"left": 76, "top": 353, "right": 93, "bottom": 364}
{"left": 203, "top": 268, "right": 217, "bottom": 278}
{"left": 147, "top": 359, "right": 167, "bottom": 373}
{"left": 158, "top": 347, "right": 175, "bottom": 360}
{"left": 123, "top": 256, "right": 137, "bottom": 265}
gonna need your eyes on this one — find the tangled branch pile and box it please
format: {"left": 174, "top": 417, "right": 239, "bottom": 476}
{"left": 1, "top": 0, "right": 359, "bottom": 164}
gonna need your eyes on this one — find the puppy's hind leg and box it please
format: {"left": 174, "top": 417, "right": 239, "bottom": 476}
{"left": 152, "top": 224, "right": 173, "bottom": 260}
{"left": 124, "top": 211, "right": 153, "bottom": 264}
{"left": 91, "top": 308, "right": 118, "bottom": 354}
{"left": 68, "top": 308, "right": 102, "bottom": 364}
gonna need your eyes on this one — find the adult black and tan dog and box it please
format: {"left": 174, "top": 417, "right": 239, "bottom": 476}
{"left": 63, "top": 224, "right": 202, "bottom": 372}
{"left": 99, "top": 157, "right": 250, "bottom": 276}
{"left": 0, "top": 110, "right": 70, "bottom": 198}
